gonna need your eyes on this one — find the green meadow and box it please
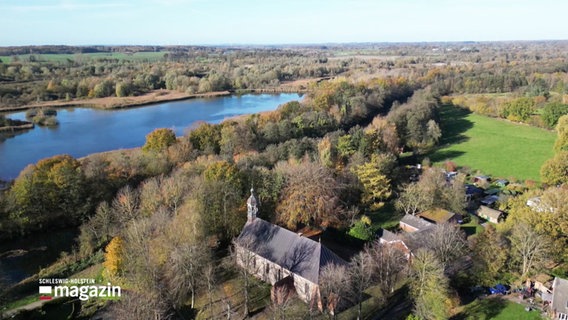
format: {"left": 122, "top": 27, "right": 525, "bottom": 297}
{"left": 0, "top": 51, "right": 166, "bottom": 63}
{"left": 429, "top": 105, "right": 556, "bottom": 181}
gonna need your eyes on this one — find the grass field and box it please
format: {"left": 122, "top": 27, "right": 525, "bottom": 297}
{"left": 429, "top": 105, "right": 556, "bottom": 181}
{"left": 0, "top": 51, "right": 166, "bottom": 63}
{"left": 451, "top": 297, "right": 544, "bottom": 320}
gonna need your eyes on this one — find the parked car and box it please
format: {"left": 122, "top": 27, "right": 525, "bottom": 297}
{"left": 489, "top": 284, "right": 510, "bottom": 295}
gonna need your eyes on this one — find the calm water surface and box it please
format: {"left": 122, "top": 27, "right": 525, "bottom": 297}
{"left": 0, "top": 93, "right": 300, "bottom": 180}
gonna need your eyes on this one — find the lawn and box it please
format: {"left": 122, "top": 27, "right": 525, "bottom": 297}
{"left": 451, "top": 297, "right": 545, "bottom": 320}
{"left": 429, "top": 105, "right": 556, "bottom": 181}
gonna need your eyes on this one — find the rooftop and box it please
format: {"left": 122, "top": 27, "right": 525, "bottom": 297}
{"left": 552, "top": 277, "right": 568, "bottom": 315}
{"left": 237, "top": 218, "right": 346, "bottom": 284}
{"left": 400, "top": 214, "right": 435, "bottom": 231}
{"left": 417, "top": 208, "right": 457, "bottom": 224}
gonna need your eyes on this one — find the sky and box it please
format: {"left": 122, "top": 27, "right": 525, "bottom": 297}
{"left": 1, "top": 0, "right": 567, "bottom": 46}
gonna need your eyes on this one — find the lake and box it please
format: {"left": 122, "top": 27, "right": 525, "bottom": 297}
{"left": 0, "top": 93, "right": 301, "bottom": 180}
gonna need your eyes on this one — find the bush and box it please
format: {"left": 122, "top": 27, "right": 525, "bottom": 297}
{"left": 348, "top": 216, "right": 374, "bottom": 241}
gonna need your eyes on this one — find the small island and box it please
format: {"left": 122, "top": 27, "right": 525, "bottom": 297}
{"left": 25, "top": 108, "right": 58, "bottom": 126}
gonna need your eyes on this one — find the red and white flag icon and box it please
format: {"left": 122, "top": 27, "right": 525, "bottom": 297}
{"left": 39, "top": 286, "right": 52, "bottom": 300}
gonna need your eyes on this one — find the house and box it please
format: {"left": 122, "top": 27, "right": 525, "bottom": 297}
{"left": 474, "top": 175, "right": 491, "bottom": 185}
{"left": 551, "top": 277, "right": 568, "bottom": 320}
{"left": 465, "top": 184, "right": 484, "bottom": 202}
{"left": 399, "top": 214, "right": 434, "bottom": 233}
{"left": 480, "top": 195, "right": 499, "bottom": 207}
{"left": 377, "top": 229, "right": 414, "bottom": 259}
{"left": 417, "top": 208, "right": 460, "bottom": 225}
{"left": 527, "top": 197, "right": 554, "bottom": 213}
{"left": 475, "top": 205, "right": 504, "bottom": 224}
{"left": 235, "top": 189, "right": 347, "bottom": 310}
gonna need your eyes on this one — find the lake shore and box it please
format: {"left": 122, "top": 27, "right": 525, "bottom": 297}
{"left": 0, "top": 90, "right": 232, "bottom": 112}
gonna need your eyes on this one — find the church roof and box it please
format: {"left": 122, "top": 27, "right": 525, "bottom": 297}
{"left": 236, "top": 218, "right": 347, "bottom": 284}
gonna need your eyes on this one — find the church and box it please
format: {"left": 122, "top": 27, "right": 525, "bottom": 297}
{"left": 234, "top": 189, "right": 347, "bottom": 309}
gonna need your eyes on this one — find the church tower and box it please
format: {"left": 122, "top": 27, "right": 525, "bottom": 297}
{"left": 247, "top": 188, "right": 258, "bottom": 223}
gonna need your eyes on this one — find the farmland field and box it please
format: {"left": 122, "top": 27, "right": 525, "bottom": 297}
{"left": 429, "top": 105, "right": 556, "bottom": 181}
{"left": 0, "top": 51, "right": 167, "bottom": 63}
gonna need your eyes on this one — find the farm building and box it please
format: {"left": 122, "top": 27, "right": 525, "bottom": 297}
{"left": 475, "top": 205, "right": 504, "bottom": 223}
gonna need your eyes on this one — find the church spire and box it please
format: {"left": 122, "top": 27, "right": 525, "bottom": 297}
{"left": 247, "top": 188, "right": 258, "bottom": 223}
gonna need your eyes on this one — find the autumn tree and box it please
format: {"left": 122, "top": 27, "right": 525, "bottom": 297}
{"left": 352, "top": 154, "right": 393, "bottom": 211}
{"left": 142, "top": 128, "right": 177, "bottom": 152}
{"left": 500, "top": 97, "right": 535, "bottom": 122}
{"left": 188, "top": 122, "right": 221, "bottom": 154}
{"left": 104, "top": 236, "right": 124, "bottom": 277}
{"left": 9, "top": 154, "right": 87, "bottom": 224}
{"left": 396, "top": 168, "right": 466, "bottom": 215}
{"left": 275, "top": 158, "right": 343, "bottom": 229}
{"left": 365, "top": 116, "right": 400, "bottom": 155}
{"left": 409, "top": 249, "right": 452, "bottom": 320}
{"left": 540, "top": 151, "right": 568, "bottom": 185}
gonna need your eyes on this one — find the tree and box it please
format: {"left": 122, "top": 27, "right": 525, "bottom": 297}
{"left": 275, "top": 158, "right": 343, "bottom": 229}
{"left": 347, "top": 251, "right": 374, "bottom": 320}
{"left": 232, "top": 235, "right": 264, "bottom": 317}
{"left": 423, "top": 223, "right": 468, "bottom": 270}
{"left": 542, "top": 102, "right": 568, "bottom": 128}
{"left": 367, "top": 241, "right": 407, "bottom": 298}
{"left": 554, "top": 115, "right": 568, "bottom": 153}
{"left": 409, "top": 249, "right": 451, "bottom": 320}
{"left": 104, "top": 236, "right": 124, "bottom": 277}
{"left": 352, "top": 154, "right": 393, "bottom": 211}
{"left": 508, "top": 223, "right": 550, "bottom": 278}
{"left": 9, "top": 154, "right": 87, "bottom": 223}
{"left": 540, "top": 151, "right": 568, "bottom": 185}
{"left": 320, "top": 264, "right": 349, "bottom": 318}
{"left": 500, "top": 97, "right": 535, "bottom": 122}
{"left": 471, "top": 225, "right": 509, "bottom": 286}
{"left": 348, "top": 216, "right": 374, "bottom": 241}
{"left": 164, "top": 242, "right": 210, "bottom": 308}
{"left": 142, "top": 128, "right": 177, "bottom": 152}
{"left": 396, "top": 168, "right": 466, "bottom": 215}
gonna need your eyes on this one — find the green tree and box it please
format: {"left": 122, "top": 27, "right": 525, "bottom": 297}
{"left": 554, "top": 115, "right": 568, "bottom": 153}
{"left": 471, "top": 225, "right": 509, "bottom": 286}
{"left": 500, "top": 97, "right": 535, "bottom": 122}
{"left": 542, "top": 102, "right": 568, "bottom": 128}
{"left": 142, "top": 128, "right": 177, "bottom": 152}
{"left": 409, "top": 249, "right": 452, "bottom": 320}
{"left": 348, "top": 216, "right": 374, "bottom": 241}
{"left": 188, "top": 122, "right": 221, "bottom": 154}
